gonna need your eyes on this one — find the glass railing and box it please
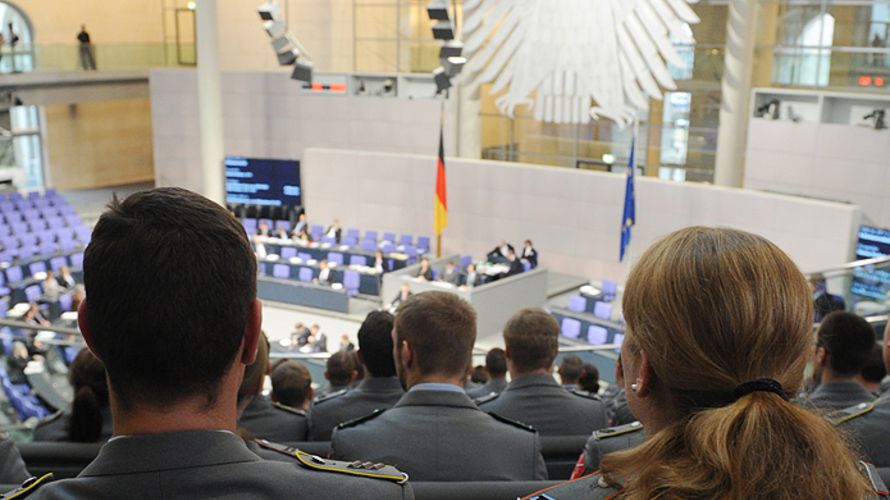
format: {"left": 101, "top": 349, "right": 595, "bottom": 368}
{"left": 806, "top": 255, "right": 890, "bottom": 324}
{"left": 0, "top": 43, "right": 195, "bottom": 74}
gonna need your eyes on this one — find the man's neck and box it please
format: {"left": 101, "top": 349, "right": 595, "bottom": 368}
{"left": 407, "top": 373, "right": 463, "bottom": 389}
{"left": 510, "top": 367, "right": 551, "bottom": 379}
{"left": 111, "top": 395, "right": 237, "bottom": 436}
{"left": 820, "top": 370, "right": 860, "bottom": 386}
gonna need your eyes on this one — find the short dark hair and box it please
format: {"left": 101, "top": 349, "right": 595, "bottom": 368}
{"left": 861, "top": 344, "right": 886, "bottom": 384}
{"left": 558, "top": 355, "right": 584, "bottom": 384}
{"left": 471, "top": 365, "right": 489, "bottom": 384}
{"left": 271, "top": 360, "right": 312, "bottom": 408}
{"left": 503, "top": 308, "right": 559, "bottom": 373}
{"left": 578, "top": 363, "right": 600, "bottom": 393}
{"left": 394, "top": 291, "right": 477, "bottom": 378}
{"left": 485, "top": 348, "right": 507, "bottom": 377}
{"left": 325, "top": 351, "right": 355, "bottom": 386}
{"left": 817, "top": 312, "right": 875, "bottom": 377}
{"left": 84, "top": 188, "right": 256, "bottom": 408}
{"left": 357, "top": 311, "right": 396, "bottom": 377}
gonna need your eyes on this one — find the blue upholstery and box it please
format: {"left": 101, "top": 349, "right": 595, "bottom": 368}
{"left": 613, "top": 333, "right": 625, "bottom": 347}
{"left": 561, "top": 318, "right": 582, "bottom": 339}
{"left": 29, "top": 261, "right": 47, "bottom": 276}
{"left": 272, "top": 264, "right": 290, "bottom": 279}
{"left": 280, "top": 247, "right": 297, "bottom": 260}
{"left": 382, "top": 232, "right": 396, "bottom": 244}
{"left": 50, "top": 256, "right": 68, "bottom": 272}
{"left": 298, "top": 267, "right": 314, "bottom": 282}
{"left": 349, "top": 255, "right": 368, "bottom": 267}
{"left": 70, "top": 253, "right": 85, "bottom": 268}
{"left": 364, "top": 230, "right": 378, "bottom": 242}
{"left": 6, "top": 267, "right": 23, "bottom": 283}
{"left": 25, "top": 285, "right": 41, "bottom": 303}
{"left": 343, "top": 270, "right": 360, "bottom": 296}
{"left": 399, "top": 234, "right": 413, "bottom": 246}
{"left": 594, "top": 301, "right": 612, "bottom": 320}
{"left": 601, "top": 279, "right": 617, "bottom": 300}
{"left": 587, "top": 325, "right": 609, "bottom": 345}
{"left": 568, "top": 295, "right": 586, "bottom": 313}
{"left": 327, "top": 253, "right": 344, "bottom": 266}
{"left": 416, "top": 236, "right": 431, "bottom": 252}
{"left": 360, "top": 240, "right": 377, "bottom": 252}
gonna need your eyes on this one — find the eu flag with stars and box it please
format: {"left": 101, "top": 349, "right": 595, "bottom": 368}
{"left": 620, "top": 139, "right": 636, "bottom": 262}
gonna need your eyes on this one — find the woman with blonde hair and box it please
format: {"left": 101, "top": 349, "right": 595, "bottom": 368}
{"left": 527, "top": 227, "right": 884, "bottom": 499}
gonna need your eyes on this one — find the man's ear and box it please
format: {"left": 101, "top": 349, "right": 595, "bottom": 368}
{"left": 77, "top": 300, "right": 103, "bottom": 362}
{"left": 400, "top": 339, "right": 414, "bottom": 369}
{"left": 816, "top": 346, "right": 828, "bottom": 367}
{"left": 241, "top": 299, "right": 262, "bottom": 365}
{"left": 356, "top": 350, "right": 365, "bottom": 367}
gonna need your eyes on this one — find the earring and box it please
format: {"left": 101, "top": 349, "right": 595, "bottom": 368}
{"left": 630, "top": 383, "right": 639, "bottom": 392}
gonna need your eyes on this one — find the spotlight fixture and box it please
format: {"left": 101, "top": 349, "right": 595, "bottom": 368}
{"left": 755, "top": 99, "right": 780, "bottom": 120}
{"left": 426, "top": 0, "right": 465, "bottom": 94}
{"left": 433, "top": 67, "right": 453, "bottom": 93}
{"left": 439, "top": 40, "right": 463, "bottom": 59}
{"left": 863, "top": 109, "right": 887, "bottom": 130}
{"left": 426, "top": 0, "right": 450, "bottom": 21}
{"left": 257, "top": 1, "right": 314, "bottom": 83}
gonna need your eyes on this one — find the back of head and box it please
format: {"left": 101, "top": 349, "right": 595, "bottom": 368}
{"left": 816, "top": 311, "right": 875, "bottom": 377}
{"left": 502, "top": 308, "right": 558, "bottom": 374}
{"left": 357, "top": 311, "right": 396, "bottom": 377}
{"left": 578, "top": 363, "right": 599, "bottom": 393}
{"left": 83, "top": 188, "right": 257, "bottom": 408}
{"left": 325, "top": 351, "right": 355, "bottom": 386}
{"left": 271, "top": 361, "right": 312, "bottom": 408}
{"left": 394, "top": 291, "right": 476, "bottom": 378}
{"left": 484, "top": 348, "right": 507, "bottom": 378}
{"left": 603, "top": 226, "right": 869, "bottom": 499}
{"left": 68, "top": 348, "right": 108, "bottom": 442}
{"left": 861, "top": 343, "right": 887, "bottom": 385}
{"left": 237, "top": 333, "right": 269, "bottom": 406}
{"left": 558, "top": 355, "right": 584, "bottom": 384}
{"left": 470, "top": 365, "right": 489, "bottom": 384}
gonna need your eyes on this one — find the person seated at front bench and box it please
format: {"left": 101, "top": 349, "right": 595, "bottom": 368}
{"left": 325, "top": 219, "right": 342, "bottom": 243}
{"left": 314, "top": 259, "right": 335, "bottom": 285}
{"left": 439, "top": 260, "right": 463, "bottom": 286}
{"left": 415, "top": 257, "right": 433, "bottom": 281}
{"left": 487, "top": 240, "right": 514, "bottom": 264}
{"left": 461, "top": 263, "right": 482, "bottom": 290}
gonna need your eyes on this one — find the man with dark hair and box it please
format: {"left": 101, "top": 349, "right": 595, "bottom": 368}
{"left": 314, "top": 351, "right": 356, "bottom": 401}
{"left": 308, "top": 311, "right": 404, "bottom": 441}
{"left": 557, "top": 355, "right": 584, "bottom": 390}
{"left": 467, "top": 348, "right": 508, "bottom": 398}
{"left": 271, "top": 360, "right": 313, "bottom": 410}
{"left": 479, "top": 308, "right": 608, "bottom": 436}
{"left": 858, "top": 344, "right": 888, "bottom": 396}
{"left": 332, "top": 292, "right": 546, "bottom": 481}
{"left": 23, "top": 188, "right": 411, "bottom": 498}
{"left": 806, "top": 311, "right": 876, "bottom": 410}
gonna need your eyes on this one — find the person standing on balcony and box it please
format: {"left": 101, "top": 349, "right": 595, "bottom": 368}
{"left": 77, "top": 25, "right": 97, "bottom": 70}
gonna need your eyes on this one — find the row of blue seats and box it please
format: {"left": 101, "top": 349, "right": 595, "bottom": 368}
{"left": 263, "top": 264, "right": 364, "bottom": 297}
{"left": 0, "top": 252, "right": 84, "bottom": 298}
{"left": 243, "top": 219, "right": 432, "bottom": 253}
{"left": 0, "top": 208, "right": 78, "bottom": 227}
{"left": 552, "top": 310, "right": 625, "bottom": 347}
{"left": 0, "top": 362, "right": 50, "bottom": 421}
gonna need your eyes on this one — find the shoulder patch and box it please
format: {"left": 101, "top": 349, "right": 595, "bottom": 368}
{"left": 272, "top": 402, "right": 307, "bottom": 417}
{"left": 1, "top": 473, "right": 53, "bottom": 499}
{"left": 828, "top": 401, "right": 875, "bottom": 426}
{"left": 593, "top": 420, "right": 643, "bottom": 440}
{"left": 313, "top": 389, "right": 348, "bottom": 405}
{"left": 571, "top": 389, "right": 602, "bottom": 401}
{"left": 860, "top": 461, "right": 889, "bottom": 497}
{"left": 254, "top": 440, "right": 408, "bottom": 484}
{"left": 473, "top": 391, "right": 500, "bottom": 406}
{"left": 335, "top": 408, "right": 386, "bottom": 430}
{"left": 488, "top": 412, "right": 537, "bottom": 433}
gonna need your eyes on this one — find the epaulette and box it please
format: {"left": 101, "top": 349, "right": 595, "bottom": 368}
{"left": 473, "top": 391, "right": 500, "bottom": 406}
{"left": 488, "top": 412, "right": 537, "bottom": 433}
{"left": 35, "top": 411, "right": 63, "bottom": 428}
{"left": 522, "top": 473, "right": 613, "bottom": 499}
{"left": 272, "top": 402, "right": 307, "bottom": 417}
{"left": 1, "top": 473, "right": 53, "bottom": 499}
{"left": 828, "top": 401, "right": 875, "bottom": 426}
{"left": 571, "top": 389, "right": 603, "bottom": 401}
{"left": 593, "top": 420, "right": 643, "bottom": 440}
{"left": 336, "top": 408, "right": 386, "bottom": 430}
{"left": 860, "top": 461, "right": 889, "bottom": 497}
{"left": 313, "top": 388, "right": 348, "bottom": 405}
{"left": 254, "top": 439, "right": 408, "bottom": 484}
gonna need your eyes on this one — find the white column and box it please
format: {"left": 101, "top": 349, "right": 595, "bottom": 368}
{"left": 713, "top": 0, "right": 758, "bottom": 187}
{"left": 456, "top": 83, "right": 481, "bottom": 159}
{"left": 196, "top": 0, "right": 225, "bottom": 204}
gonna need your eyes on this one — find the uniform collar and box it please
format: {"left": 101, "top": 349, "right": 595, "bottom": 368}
{"left": 409, "top": 382, "right": 464, "bottom": 393}
{"left": 506, "top": 373, "right": 561, "bottom": 391}
{"left": 82, "top": 430, "right": 258, "bottom": 477}
{"left": 395, "top": 388, "right": 479, "bottom": 409}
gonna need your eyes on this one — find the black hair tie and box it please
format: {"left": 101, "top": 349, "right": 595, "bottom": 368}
{"left": 732, "top": 378, "right": 787, "bottom": 401}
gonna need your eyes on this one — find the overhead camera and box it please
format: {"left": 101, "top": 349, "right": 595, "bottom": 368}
{"left": 755, "top": 99, "right": 780, "bottom": 120}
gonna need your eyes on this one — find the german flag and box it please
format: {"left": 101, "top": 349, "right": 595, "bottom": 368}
{"left": 434, "top": 122, "right": 447, "bottom": 237}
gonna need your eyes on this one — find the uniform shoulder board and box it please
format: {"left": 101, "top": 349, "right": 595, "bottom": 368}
{"left": 828, "top": 401, "right": 875, "bottom": 426}
{"left": 473, "top": 391, "right": 500, "bottom": 406}
{"left": 336, "top": 408, "right": 386, "bottom": 430}
{"left": 313, "top": 389, "right": 348, "bottom": 405}
{"left": 522, "top": 473, "right": 614, "bottom": 500}
{"left": 1, "top": 473, "right": 53, "bottom": 499}
{"left": 860, "top": 461, "right": 889, "bottom": 497}
{"left": 254, "top": 439, "right": 408, "bottom": 484}
{"left": 593, "top": 420, "right": 643, "bottom": 440}
{"left": 488, "top": 412, "right": 537, "bottom": 433}
{"left": 272, "top": 402, "right": 307, "bottom": 417}
{"left": 571, "top": 389, "right": 602, "bottom": 401}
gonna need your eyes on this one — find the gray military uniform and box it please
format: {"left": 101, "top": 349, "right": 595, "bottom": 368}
{"left": 308, "top": 376, "right": 404, "bottom": 441}
{"left": 239, "top": 396, "right": 308, "bottom": 442}
{"left": 23, "top": 430, "right": 412, "bottom": 499}
{"left": 523, "top": 473, "right": 616, "bottom": 500}
{"left": 477, "top": 373, "right": 609, "bottom": 436}
{"left": 833, "top": 395, "right": 890, "bottom": 467}
{"left": 314, "top": 384, "right": 350, "bottom": 401}
{"left": 580, "top": 421, "right": 645, "bottom": 476}
{"left": 466, "top": 377, "right": 508, "bottom": 399}
{"left": 32, "top": 407, "right": 114, "bottom": 442}
{"left": 806, "top": 381, "right": 876, "bottom": 411}
{"left": 331, "top": 388, "right": 547, "bottom": 481}
{"left": 606, "top": 388, "right": 636, "bottom": 426}
{"left": 0, "top": 437, "right": 29, "bottom": 484}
